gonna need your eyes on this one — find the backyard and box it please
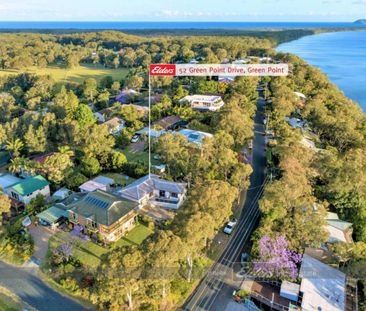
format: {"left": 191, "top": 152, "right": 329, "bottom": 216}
{"left": 0, "top": 63, "right": 129, "bottom": 84}
{"left": 48, "top": 223, "right": 153, "bottom": 268}
{"left": 121, "top": 146, "right": 160, "bottom": 166}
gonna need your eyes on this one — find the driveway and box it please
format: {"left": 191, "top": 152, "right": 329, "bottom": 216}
{"left": 0, "top": 260, "right": 92, "bottom": 311}
{"left": 28, "top": 224, "right": 55, "bottom": 262}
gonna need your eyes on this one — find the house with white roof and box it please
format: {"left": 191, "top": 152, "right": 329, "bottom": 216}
{"left": 325, "top": 212, "right": 353, "bottom": 244}
{"left": 178, "top": 129, "right": 213, "bottom": 146}
{"left": 179, "top": 95, "right": 225, "bottom": 111}
{"left": 79, "top": 176, "right": 114, "bottom": 193}
{"left": 300, "top": 254, "right": 346, "bottom": 311}
{"left": 118, "top": 174, "right": 187, "bottom": 210}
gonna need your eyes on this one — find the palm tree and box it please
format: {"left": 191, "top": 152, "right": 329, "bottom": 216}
{"left": 8, "top": 157, "right": 23, "bottom": 174}
{"left": 58, "top": 146, "right": 74, "bottom": 157}
{"left": 6, "top": 138, "right": 24, "bottom": 158}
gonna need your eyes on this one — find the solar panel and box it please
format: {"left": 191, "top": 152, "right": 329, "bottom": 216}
{"left": 85, "top": 196, "right": 109, "bottom": 209}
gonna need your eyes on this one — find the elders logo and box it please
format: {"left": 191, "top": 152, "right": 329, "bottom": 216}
{"left": 150, "top": 64, "right": 176, "bottom": 76}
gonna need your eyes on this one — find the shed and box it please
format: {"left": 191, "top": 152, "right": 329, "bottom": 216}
{"left": 280, "top": 281, "right": 300, "bottom": 302}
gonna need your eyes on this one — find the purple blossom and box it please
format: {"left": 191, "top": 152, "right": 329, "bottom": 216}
{"left": 57, "top": 243, "right": 73, "bottom": 261}
{"left": 253, "top": 235, "right": 302, "bottom": 279}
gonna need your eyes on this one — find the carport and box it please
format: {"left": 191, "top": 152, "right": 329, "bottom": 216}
{"left": 36, "top": 205, "right": 68, "bottom": 228}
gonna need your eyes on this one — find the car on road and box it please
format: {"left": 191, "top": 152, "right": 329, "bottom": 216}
{"left": 130, "top": 135, "right": 140, "bottom": 143}
{"left": 223, "top": 218, "right": 237, "bottom": 234}
{"left": 248, "top": 140, "right": 253, "bottom": 149}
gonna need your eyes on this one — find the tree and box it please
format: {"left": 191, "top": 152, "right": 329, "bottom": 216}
{"left": 253, "top": 235, "right": 302, "bottom": 279}
{"left": 6, "top": 138, "right": 24, "bottom": 158}
{"left": 83, "top": 78, "right": 98, "bottom": 102}
{"left": 73, "top": 104, "right": 96, "bottom": 127}
{"left": 52, "top": 87, "right": 79, "bottom": 119}
{"left": 125, "top": 75, "right": 144, "bottom": 90}
{"left": 24, "top": 125, "right": 47, "bottom": 154}
{"left": 109, "top": 151, "right": 127, "bottom": 171}
{"left": 97, "top": 90, "right": 110, "bottom": 109}
{"left": 111, "top": 81, "right": 121, "bottom": 94}
{"left": 43, "top": 151, "right": 74, "bottom": 184}
{"left": 0, "top": 92, "right": 16, "bottom": 123}
{"left": 0, "top": 193, "right": 11, "bottom": 225}
{"left": 81, "top": 156, "right": 101, "bottom": 177}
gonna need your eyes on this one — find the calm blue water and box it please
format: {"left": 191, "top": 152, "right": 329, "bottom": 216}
{"left": 278, "top": 31, "right": 366, "bottom": 111}
{"left": 0, "top": 21, "right": 363, "bottom": 30}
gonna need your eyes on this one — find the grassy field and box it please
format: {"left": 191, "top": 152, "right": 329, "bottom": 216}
{"left": 0, "top": 63, "right": 129, "bottom": 84}
{"left": 49, "top": 224, "right": 153, "bottom": 268}
{"left": 102, "top": 172, "right": 136, "bottom": 186}
{"left": 121, "top": 147, "right": 160, "bottom": 166}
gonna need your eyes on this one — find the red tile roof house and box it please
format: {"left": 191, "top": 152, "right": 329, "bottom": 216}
{"left": 118, "top": 174, "right": 187, "bottom": 210}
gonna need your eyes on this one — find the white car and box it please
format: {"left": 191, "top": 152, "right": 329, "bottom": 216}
{"left": 130, "top": 135, "right": 139, "bottom": 143}
{"left": 223, "top": 219, "right": 237, "bottom": 235}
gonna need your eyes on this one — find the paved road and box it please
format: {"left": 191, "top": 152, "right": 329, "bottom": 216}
{"left": 0, "top": 260, "right": 91, "bottom": 311}
{"left": 182, "top": 92, "right": 267, "bottom": 311}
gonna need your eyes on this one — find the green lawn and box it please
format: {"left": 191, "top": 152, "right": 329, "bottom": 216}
{"left": 49, "top": 224, "right": 153, "bottom": 268}
{"left": 0, "top": 63, "right": 129, "bottom": 84}
{"left": 121, "top": 147, "right": 160, "bottom": 166}
{"left": 102, "top": 172, "right": 136, "bottom": 186}
{"left": 114, "top": 223, "right": 153, "bottom": 248}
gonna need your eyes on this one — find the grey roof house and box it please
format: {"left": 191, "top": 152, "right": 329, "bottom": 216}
{"left": 118, "top": 174, "right": 187, "bottom": 210}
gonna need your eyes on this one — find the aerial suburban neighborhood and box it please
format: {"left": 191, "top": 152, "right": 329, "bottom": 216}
{"left": 0, "top": 7, "right": 365, "bottom": 311}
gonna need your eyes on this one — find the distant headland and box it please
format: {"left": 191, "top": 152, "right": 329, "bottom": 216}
{"left": 354, "top": 19, "right": 366, "bottom": 25}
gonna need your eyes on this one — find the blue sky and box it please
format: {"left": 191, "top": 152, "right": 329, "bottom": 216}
{"left": 1, "top": 0, "right": 366, "bottom": 21}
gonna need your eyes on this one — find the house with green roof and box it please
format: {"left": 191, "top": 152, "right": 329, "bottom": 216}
{"left": 8, "top": 175, "right": 50, "bottom": 205}
{"left": 68, "top": 190, "right": 139, "bottom": 242}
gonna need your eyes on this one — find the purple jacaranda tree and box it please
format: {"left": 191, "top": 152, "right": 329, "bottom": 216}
{"left": 55, "top": 243, "right": 73, "bottom": 263}
{"left": 253, "top": 235, "right": 302, "bottom": 279}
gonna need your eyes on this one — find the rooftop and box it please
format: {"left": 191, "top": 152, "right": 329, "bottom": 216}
{"left": 180, "top": 95, "right": 223, "bottom": 103}
{"left": 10, "top": 175, "right": 49, "bottom": 196}
{"left": 0, "top": 174, "right": 21, "bottom": 190}
{"left": 153, "top": 115, "right": 184, "bottom": 130}
{"left": 178, "top": 129, "right": 213, "bottom": 145}
{"left": 300, "top": 254, "right": 346, "bottom": 311}
{"left": 69, "top": 190, "right": 138, "bottom": 226}
{"left": 119, "top": 174, "right": 186, "bottom": 202}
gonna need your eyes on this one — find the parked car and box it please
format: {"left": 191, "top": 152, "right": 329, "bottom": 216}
{"left": 130, "top": 135, "right": 139, "bottom": 143}
{"left": 223, "top": 218, "right": 237, "bottom": 235}
{"left": 248, "top": 141, "right": 253, "bottom": 149}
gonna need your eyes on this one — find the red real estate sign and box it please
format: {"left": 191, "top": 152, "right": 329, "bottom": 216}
{"left": 149, "top": 64, "right": 176, "bottom": 76}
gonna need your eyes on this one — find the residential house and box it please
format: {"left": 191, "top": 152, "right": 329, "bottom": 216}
{"left": 325, "top": 212, "right": 353, "bottom": 244}
{"left": 294, "top": 91, "right": 307, "bottom": 110}
{"left": 7, "top": 175, "right": 50, "bottom": 205}
{"left": 299, "top": 254, "right": 346, "bottom": 311}
{"left": 94, "top": 111, "right": 106, "bottom": 123}
{"left": 103, "top": 117, "right": 125, "bottom": 135}
{"left": 115, "top": 89, "right": 139, "bottom": 104}
{"left": 0, "top": 174, "right": 21, "bottom": 194}
{"left": 179, "top": 95, "right": 225, "bottom": 111}
{"left": 118, "top": 174, "right": 187, "bottom": 210}
{"left": 153, "top": 115, "right": 186, "bottom": 131}
{"left": 51, "top": 187, "right": 73, "bottom": 202}
{"left": 79, "top": 175, "right": 114, "bottom": 193}
{"left": 178, "top": 129, "right": 213, "bottom": 146}
{"left": 68, "top": 190, "right": 138, "bottom": 242}
{"left": 135, "top": 127, "right": 167, "bottom": 140}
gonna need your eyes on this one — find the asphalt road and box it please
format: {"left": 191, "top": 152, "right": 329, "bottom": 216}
{"left": 181, "top": 92, "right": 267, "bottom": 311}
{"left": 0, "top": 260, "right": 91, "bottom": 311}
